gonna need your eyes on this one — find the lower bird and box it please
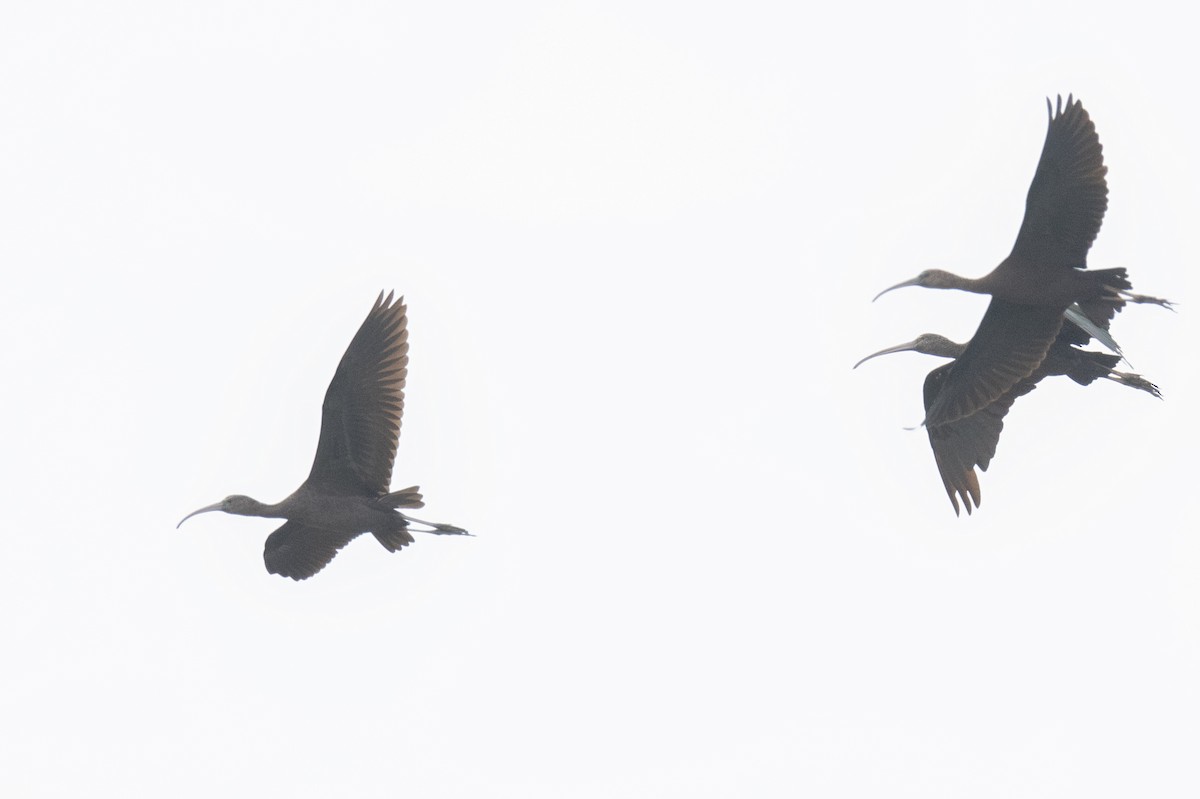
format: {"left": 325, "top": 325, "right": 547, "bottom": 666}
{"left": 179, "top": 292, "right": 468, "bottom": 580}
{"left": 855, "top": 313, "right": 1160, "bottom": 515}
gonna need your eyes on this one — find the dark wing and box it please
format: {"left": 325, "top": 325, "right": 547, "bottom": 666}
{"left": 264, "top": 521, "right": 364, "bottom": 580}
{"left": 923, "top": 298, "right": 1063, "bottom": 427}
{"left": 925, "top": 363, "right": 1040, "bottom": 516}
{"left": 1008, "top": 95, "right": 1108, "bottom": 269}
{"left": 305, "top": 292, "right": 409, "bottom": 495}
{"left": 922, "top": 296, "right": 1153, "bottom": 515}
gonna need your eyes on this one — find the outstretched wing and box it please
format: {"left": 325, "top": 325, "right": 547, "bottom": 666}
{"left": 919, "top": 291, "right": 1156, "bottom": 515}
{"left": 923, "top": 298, "right": 1063, "bottom": 427}
{"left": 924, "top": 364, "right": 1040, "bottom": 516}
{"left": 264, "top": 521, "right": 365, "bottom": 580}
{"left": 1008, "top": 95, "right": 1108, "bottom": 270}
{"left": 305, "top": 292, "right": 409, "bottom": 496}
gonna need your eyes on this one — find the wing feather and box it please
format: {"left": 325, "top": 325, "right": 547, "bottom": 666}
{"left": 264, "top": 521, "right": 363, "bottom": 581}
{"left": 923, "top": 299, "right": 1063, "bottom": 427}
{"left": 924, "top": 363, "right": 1038, "bottom": 515}
{"left": 1009, "top": 95, "right": 1108, "bottom": 270}
{"left": 305, "top": 292, "right": 409, "bottom": 495}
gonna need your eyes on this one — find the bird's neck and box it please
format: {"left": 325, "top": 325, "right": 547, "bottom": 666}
{"left": 236, "top": 499, "right": 287, "bottom": 519}
{"left": 936, "top": 270, "right": 988, "bottom": 295}
{"left": 927, "top": 339, "right": 968, "bottom": 359}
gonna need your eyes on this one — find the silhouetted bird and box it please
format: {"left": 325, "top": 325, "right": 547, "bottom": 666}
{"left": 856, "top": 314, "right": 1160, "bottom": 515}
{"left": 874, "top": 95, "right": 1169, "bottom": 429}
{"left": 179, "top": 292, "right": 467, "bottom": 579}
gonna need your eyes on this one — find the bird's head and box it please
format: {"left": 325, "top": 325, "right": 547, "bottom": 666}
{"left": 853, "top": 333, "right": 965, "bottom": 368}
{"left": 177, "top": 495, "right": 260, "bottom": 528}
{"left": 873, "top": 269, "right": 960, "bottom": 301}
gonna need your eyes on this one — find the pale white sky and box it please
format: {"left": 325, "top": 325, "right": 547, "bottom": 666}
{"left": 2, "top": 2, "right": 1197, "bottom": 797}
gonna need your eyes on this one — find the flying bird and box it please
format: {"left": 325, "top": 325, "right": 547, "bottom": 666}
{"left": 873, "top": 95, "right": 1169, "bottom": 429}
{"left": 179, "top": 292, "right": 468, "bottom": 580}
{"left": 855, "top": 314, "right": 1161, "bottom": 515}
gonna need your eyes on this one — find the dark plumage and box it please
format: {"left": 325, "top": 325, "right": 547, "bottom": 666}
{"left": 874, "top": 96, "right": 1169, "bottom": 428}
{"left": 179, "top": 292, "right": 467, "bottom": 580}
{"left": 855, "top": 315, "right": 1160, "bottom": 515}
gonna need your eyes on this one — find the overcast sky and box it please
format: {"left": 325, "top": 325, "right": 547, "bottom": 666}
{"left": 2, "top": 2, "right": 1197, "bottom": 797}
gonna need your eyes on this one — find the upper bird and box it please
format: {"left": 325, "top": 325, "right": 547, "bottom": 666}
{"left": 178, "top": 292, "right": 468, "bottom": 580}
{"left": 873, "top": 95, "right": 1164, "bottom": 428}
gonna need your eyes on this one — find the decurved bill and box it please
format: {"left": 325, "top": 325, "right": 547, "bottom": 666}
{"left": 177, "top": 501, "right": 224, "bottom": 529}
{"left": 853, "top": 340, "right": 921, "bottom": 369}
{"left": 872, "top": 277, "right": 922, "bottom": 302}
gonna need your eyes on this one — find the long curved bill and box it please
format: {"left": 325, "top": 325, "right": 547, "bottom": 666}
{"left": 872, "top": 276, "right": 922, "bottom": 302}
{"left": 177, "top": 501, "right": 224, "bottom": 529}
{"left": 853, "top": 340, "right": 921, "bottom": 369}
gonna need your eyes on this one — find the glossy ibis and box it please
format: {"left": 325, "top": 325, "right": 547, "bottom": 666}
{"left": 179, "top": 292, "right": 468, "bottom": 580}
{"left": 873, "top": 95, "right": 1169, "bottom": 428}
{"left": 855, "top": 316, "right": 1160, "bottom": 515}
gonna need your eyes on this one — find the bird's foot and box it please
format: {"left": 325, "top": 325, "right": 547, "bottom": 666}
{"left": 1107, "top": 371, "right": 1163, "bottom": 399}
{"left": 428, "top": 523, "right": 472, "bottom": 536}
{"left": 403, "top": 514, "right": 472, "bottom": 536}
{"left": 1122, "top": 291, "right": 1176, "bottom": 310}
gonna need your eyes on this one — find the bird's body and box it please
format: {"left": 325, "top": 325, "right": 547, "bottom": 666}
{"left": 905, "top": 262, "right": 1128, "bottom": 308}
{"left": 873, "top": 95, "right": 1169, "bottom": 428}
{"left": 179, "top": 292, "right": 467, "bottom": 580}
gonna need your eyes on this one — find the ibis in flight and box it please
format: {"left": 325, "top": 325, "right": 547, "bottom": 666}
{"left": 855, "top": 313, "right": 1161, "bottom": 515}
{"left": 179, "top": 292, "right": 468, "bottom": 580}
{"left": 873, "top": 95, "right": 1169, "bottom": 429}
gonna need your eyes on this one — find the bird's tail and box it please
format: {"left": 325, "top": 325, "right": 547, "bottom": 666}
{"left": 1081, "top": 267, "right": 1176, "bottom": 309}
{"left": 1087, "top": 267, "right": 1132, "bottom": 297}
{"left": 373, "top": 527, "right": 416, "bottom": 553}
{"left": 1066, "top": 350, "right": 1162, "bottom": 397}
{"left": 1064, "top": 350, "right": 1122, "bottom": 386}
{"left": 379, "top": 485, "right": 425, "bottom": 509}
